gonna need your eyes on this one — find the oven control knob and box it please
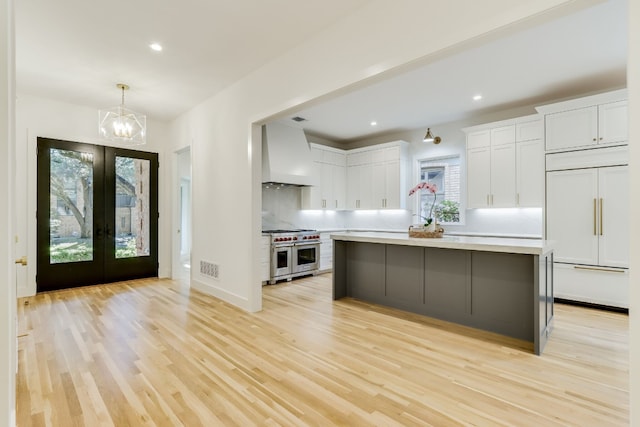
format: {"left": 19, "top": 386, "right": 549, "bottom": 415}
{"left": 275, "top": 238, "right": 281, "bottom": 242}
{"left": 293, "top": 236, "right": 297, "bottom": 241}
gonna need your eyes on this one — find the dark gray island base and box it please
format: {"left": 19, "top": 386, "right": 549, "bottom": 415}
{"left": 331, "top": 233, "right": 554, "bottom": 355}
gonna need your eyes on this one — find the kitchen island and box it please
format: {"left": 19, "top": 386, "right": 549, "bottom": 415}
{"left": 331, "top": 232, "right": 554, "bottom": 355}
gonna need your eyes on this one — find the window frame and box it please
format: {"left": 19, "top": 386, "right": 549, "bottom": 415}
{"left": 414, "top": 155, "right": 465, "bottom": 225}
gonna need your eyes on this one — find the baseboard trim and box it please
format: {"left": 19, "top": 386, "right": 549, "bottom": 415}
{"left": 191, "top": 279, "right": 258, "bottom": 312}
{"left": 554, "top": 297, "right": 629, "bottom": 314}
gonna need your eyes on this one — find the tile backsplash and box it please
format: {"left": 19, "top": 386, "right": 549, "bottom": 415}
{"left": 262, "top": 186, "right": 543, "bottom": 237}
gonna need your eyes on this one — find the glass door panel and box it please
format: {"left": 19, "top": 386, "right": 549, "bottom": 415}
{"left": 49, "top": 148, "right": 94, "bottom": 263}
{"left": 115, "top": 156, "right": 151, "bottom": 258}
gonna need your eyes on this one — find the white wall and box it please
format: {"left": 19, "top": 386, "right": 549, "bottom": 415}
{"left": 14, "top": 94, "right": 173, "bottom": 297}
{"left": 1, "top": 0, "right": 16, "bottom": 425}
{"left": 627, "top": 0, "right": 639, "bottom": 423}
{"left": 168, "top": 0, "right": 587, "bottom": 313}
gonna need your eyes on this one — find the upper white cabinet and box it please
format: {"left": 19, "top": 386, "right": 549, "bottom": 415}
{"left": 537, "top": 89, "right": 628, "bottom": 152}
{"left": 541, "top": 89, "right": 629, "bottom": 308}
{"left": 464, "top": 116, "right": 542, "bottom": 209}
{"left": 301, "top": 144, "right": 347, "bottom": 210}
{"left": 304, "top": 141, "right": 408, "bottom": 210}
{"left": 346, "top": 141, "right": 408, "bottom": 210}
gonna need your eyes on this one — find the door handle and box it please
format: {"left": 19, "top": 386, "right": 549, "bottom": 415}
{"left": 574, "top": 265, "right": 625, "bottom": 274}
{"left": 600, "top": 198, "right": 603, "bottom": 236}
{"left": 15, "top": 256, "right": 27, "bottom": 266}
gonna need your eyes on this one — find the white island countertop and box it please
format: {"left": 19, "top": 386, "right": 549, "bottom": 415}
{"left": 330, "top": 231, "right": 554, "bottom": 255}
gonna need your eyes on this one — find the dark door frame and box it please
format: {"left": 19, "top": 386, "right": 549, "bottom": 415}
{"left": 36, "top": 137, "right": 159, "bottom": 291}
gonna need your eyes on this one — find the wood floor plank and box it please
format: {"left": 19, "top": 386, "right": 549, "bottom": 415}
{"left": 17, "top": 274, "right": 628, "bottom": 426}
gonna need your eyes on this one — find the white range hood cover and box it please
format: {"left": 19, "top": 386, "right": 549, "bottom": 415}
{"left": 262, "top": 122, "right": 317, "bottom": 186}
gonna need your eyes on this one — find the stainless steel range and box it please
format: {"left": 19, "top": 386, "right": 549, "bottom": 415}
{"left": 263, "top": 229, "right": 320, "bottom": 285}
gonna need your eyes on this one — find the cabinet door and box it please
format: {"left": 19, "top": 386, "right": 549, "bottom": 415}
{"left": 467, "top": 147, "right": 491, "bottom": 208}
{"left": 490, "top": 125, "right": 515, "bottom": 146}
{"left": 467, "top": 129, "right": 490, "bottom": 149}
{"left": 261, "top": 236, "right": 270, "bottom": 281}
{"left": 516, "top": 139, "right": 543, "bottom": 207}
{"left": 358, "top": 163, "right": 373, "bottom": 209}
{"left": 545, "top": 106, "right": 598, "bottom": 151}
{"left": 598, "top": 166, "right": 629, "bottom": 268}
{"left": 320, "top": 162, "right": 333, "bottom": 209}
{"left": 546, "top": 169, "right": 599, "bottom": 265}
{"left": 490, "top": 143, "right": 516, "bottom": 207}
{"left": 346, "top": 165, "right": 360, "bottom": 209}
{"left": 516, "top": 120, "right": 542, "bottom": 142}
{"left": 371, "top": 162, "right": 386, "bottom": 209}
{"left": 348, "top": 163, "right": 373, "bottom": 209}
{"left": 385, "top": 160, "right": 401, "bottom": 208}
{"left": 598, "top": 100, "right": 628, "bottom": 145}
{"left": 332, "top": 164, "right": 346, "bottom": 210}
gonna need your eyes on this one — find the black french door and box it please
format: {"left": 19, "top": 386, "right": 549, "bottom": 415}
{"left": 36, "top": 137, "right": 158, "bottom": 292}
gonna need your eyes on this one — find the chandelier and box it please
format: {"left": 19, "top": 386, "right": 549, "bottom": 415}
{"left": 98, "top": 83, "right": 146, "bottom": 145}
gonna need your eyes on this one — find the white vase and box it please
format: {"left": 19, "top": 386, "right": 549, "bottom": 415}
{"left": 425, "top": 221, "right": 436, "bottom": 232}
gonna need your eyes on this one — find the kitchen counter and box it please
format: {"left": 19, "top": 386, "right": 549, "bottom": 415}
{"left": 332, "top": 232, "right": 554, "bottom": 355}
{"left": 331, "top": 231, "right": 552, "bottom": 255}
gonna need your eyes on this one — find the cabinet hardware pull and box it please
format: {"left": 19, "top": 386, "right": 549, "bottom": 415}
{"left": 592, "top": 138, "right": 597, "bottom": 142}
{"left": 491, "top": 194, "right": 494, "bottom": 205}
{"left": 486, "top": 195, "right": 489, "bottom": 206}
{"left": 600, "top": 198, "right": 603, "bottom": 236}
{"left": 599, "top": 137, "right": 603, "bottom": 141}
{"left": 517, "top": 193, "right": 520, "bottom": 206}
{"left": 593, "top": 198, "right": 597, "bottom": 236}
{"left": 574, "top": 265, "right": 626, "bottom": 274}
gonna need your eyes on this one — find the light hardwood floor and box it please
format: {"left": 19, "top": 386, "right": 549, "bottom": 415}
{"left": 17, "top": 274, "right": 628, "bottom": 426}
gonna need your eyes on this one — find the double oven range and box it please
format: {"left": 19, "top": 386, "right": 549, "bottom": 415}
{"left": 263, "top": 229, "right": 320, "bottom": 285}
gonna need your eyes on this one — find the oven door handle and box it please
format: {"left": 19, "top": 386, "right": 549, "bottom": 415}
{"left": 273, "top": 244, "right": 294, "bottom": 249}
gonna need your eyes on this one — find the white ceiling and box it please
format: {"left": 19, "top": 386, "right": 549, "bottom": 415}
{"left": 288, "top": 0, "right": 627, "bottom": 142}
{"left": 15, "top": 0, "right": 370, "bottom": 121}
{"left": 16, "top": 0, "right": 627, "bottom": 140}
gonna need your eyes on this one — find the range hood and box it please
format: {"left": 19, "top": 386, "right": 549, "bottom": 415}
{"left": 262, "top": 122, "right": 317, "bottom": 186}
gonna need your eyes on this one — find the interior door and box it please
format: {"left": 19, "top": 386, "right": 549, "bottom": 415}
{"left": 36, "top": 137, "right": 158, "bottom": 291}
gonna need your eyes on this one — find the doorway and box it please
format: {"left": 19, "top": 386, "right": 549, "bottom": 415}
{"left": 173, "top": 147, "right": 191, "bottom": 283}
{"left": 36, "top": 137, "right": 159, "bottom": 291}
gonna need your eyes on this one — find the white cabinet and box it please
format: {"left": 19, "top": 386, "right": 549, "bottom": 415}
{"left": 547, "top": 166, "right": 628, "bottom": 267}
{"left": 302, "top": 145, "right": 346, "bottom": 210}
{"left": 346, "top": 163, "right": 372, "bottom": 209}
{"left": 465, "top": 118, "right": 542, "bottom": 209}
{"left": 319, "top": 232, "right": 333, "bottom": 272}
{"left": 538, "top": 90, "right": 628, "bottom": 152}
{"left": 371, "top": 159, "right": 401, "bottom": 208}
{"left": 466, "top": 147, "right": 491, "bottom": 208}
{"left": 346, "top": 142, "right": 408, "bottom": 209}
{"left": 260, "top": 235, "right": 270, "bottom": 282}
{"left": 541, "top": 90, "right": 629, "bottom": 308}
{"left": 466, "top": 129, "right": 490, "bottom": 149}
{"left": 546, "top": 165, "right": 629, "bottom": 307}
{"left": 516, "top": 139, "right": 544, "bottom": 207}
{"left": 490, "top": 142, "right": 516, "bottom": 207}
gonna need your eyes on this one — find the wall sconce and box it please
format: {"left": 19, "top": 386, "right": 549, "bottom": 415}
{"left": 423, "top": 128, "right": 441, "bottom": 144}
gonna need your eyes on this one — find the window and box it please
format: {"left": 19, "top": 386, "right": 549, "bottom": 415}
{"left": 418, "top": 156, "right": 461, "bottom": 224}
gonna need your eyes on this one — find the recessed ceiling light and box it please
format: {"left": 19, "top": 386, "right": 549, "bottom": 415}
{"left": 370, "top": 121, "right": 377, "bottom": 126}
{"left": 473, "top": 94, "right": 483, "bottom": 101}
{"left": 150, "top": 43, "right": 163, "bottom": 52}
